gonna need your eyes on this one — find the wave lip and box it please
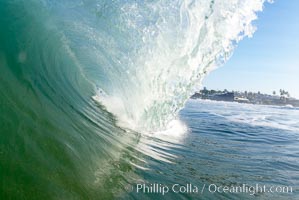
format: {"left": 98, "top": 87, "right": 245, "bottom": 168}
{"left": 0, "top": 0, "right": 273, "bottom": 199}
{"left": 89, "top": 0, "right": 270, "bottom": 132}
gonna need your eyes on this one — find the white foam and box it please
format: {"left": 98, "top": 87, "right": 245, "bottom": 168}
{"left": 153, "top": 119, "right": 188, "bottom": 138}
{"left": 93, "top": 92, "right": 188, "bottom": 140}
{"left": 92, "top": 94, "right": 138, "bottom": 130}
{"left": 85, "top": 0, "right": 272, "bottom": 133}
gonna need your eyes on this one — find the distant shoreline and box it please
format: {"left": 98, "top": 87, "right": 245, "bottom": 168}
{"left": 191, "top": 88, "right": 299, "bottom": 107}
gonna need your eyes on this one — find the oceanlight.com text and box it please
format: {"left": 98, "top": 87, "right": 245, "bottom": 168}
{"left": 132, "top": 183, "right": 293, "bottom": 196}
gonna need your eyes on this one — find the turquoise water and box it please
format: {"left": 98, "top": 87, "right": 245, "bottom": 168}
{"left": 2, "top": 0, "right": 298, "bottom": 199}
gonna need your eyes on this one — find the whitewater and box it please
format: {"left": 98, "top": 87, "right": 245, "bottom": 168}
{"left": 3, "top": 1, "right": 297, "bottom": 200}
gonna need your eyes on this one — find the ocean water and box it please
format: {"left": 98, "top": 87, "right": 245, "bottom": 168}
{"left": 117, "top": 99, "right": 299, "bottom": 199}
{"left": 1, "top": 0, "right": 298, "bottom": 199}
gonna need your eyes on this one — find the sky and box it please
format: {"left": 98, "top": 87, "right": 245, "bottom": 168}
{"left": 203, "top": 0, "right": 299, "bottom": 98}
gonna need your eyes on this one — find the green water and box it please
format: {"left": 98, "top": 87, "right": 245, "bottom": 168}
{"left": 3, "top": 1, "right": 295, "bottom": 200}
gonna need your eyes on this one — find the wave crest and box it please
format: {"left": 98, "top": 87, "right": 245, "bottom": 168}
{"left": 86, "top": 0, "right": 270, "bottom": 131}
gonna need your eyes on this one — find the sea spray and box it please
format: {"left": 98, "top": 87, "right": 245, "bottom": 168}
{"left": 87, "top": 0, "right": 272, "bottom": 132}
{"left": 0, "top": 0, "right": 274, "bottom": 199}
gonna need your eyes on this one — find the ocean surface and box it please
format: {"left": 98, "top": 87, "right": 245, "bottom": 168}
{"left": 1, "top": 0, "right": 298, "bottom": 199}
{"left": 2, "top": 97, "right": 299, "bottom": 199}
{"left": 122, "top": 99, "right": 299, "bottom": 199}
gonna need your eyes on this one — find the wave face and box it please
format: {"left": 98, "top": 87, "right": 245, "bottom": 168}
{"left": 0, "top": 0, "right": 268, "bottom": 199}
{"left": 88, "top": 0, "right": 267, "bottom": 131}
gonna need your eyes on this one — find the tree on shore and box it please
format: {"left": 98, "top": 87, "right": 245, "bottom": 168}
{"left": 279, "top": 89, "right": 291, "bottom": 98}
